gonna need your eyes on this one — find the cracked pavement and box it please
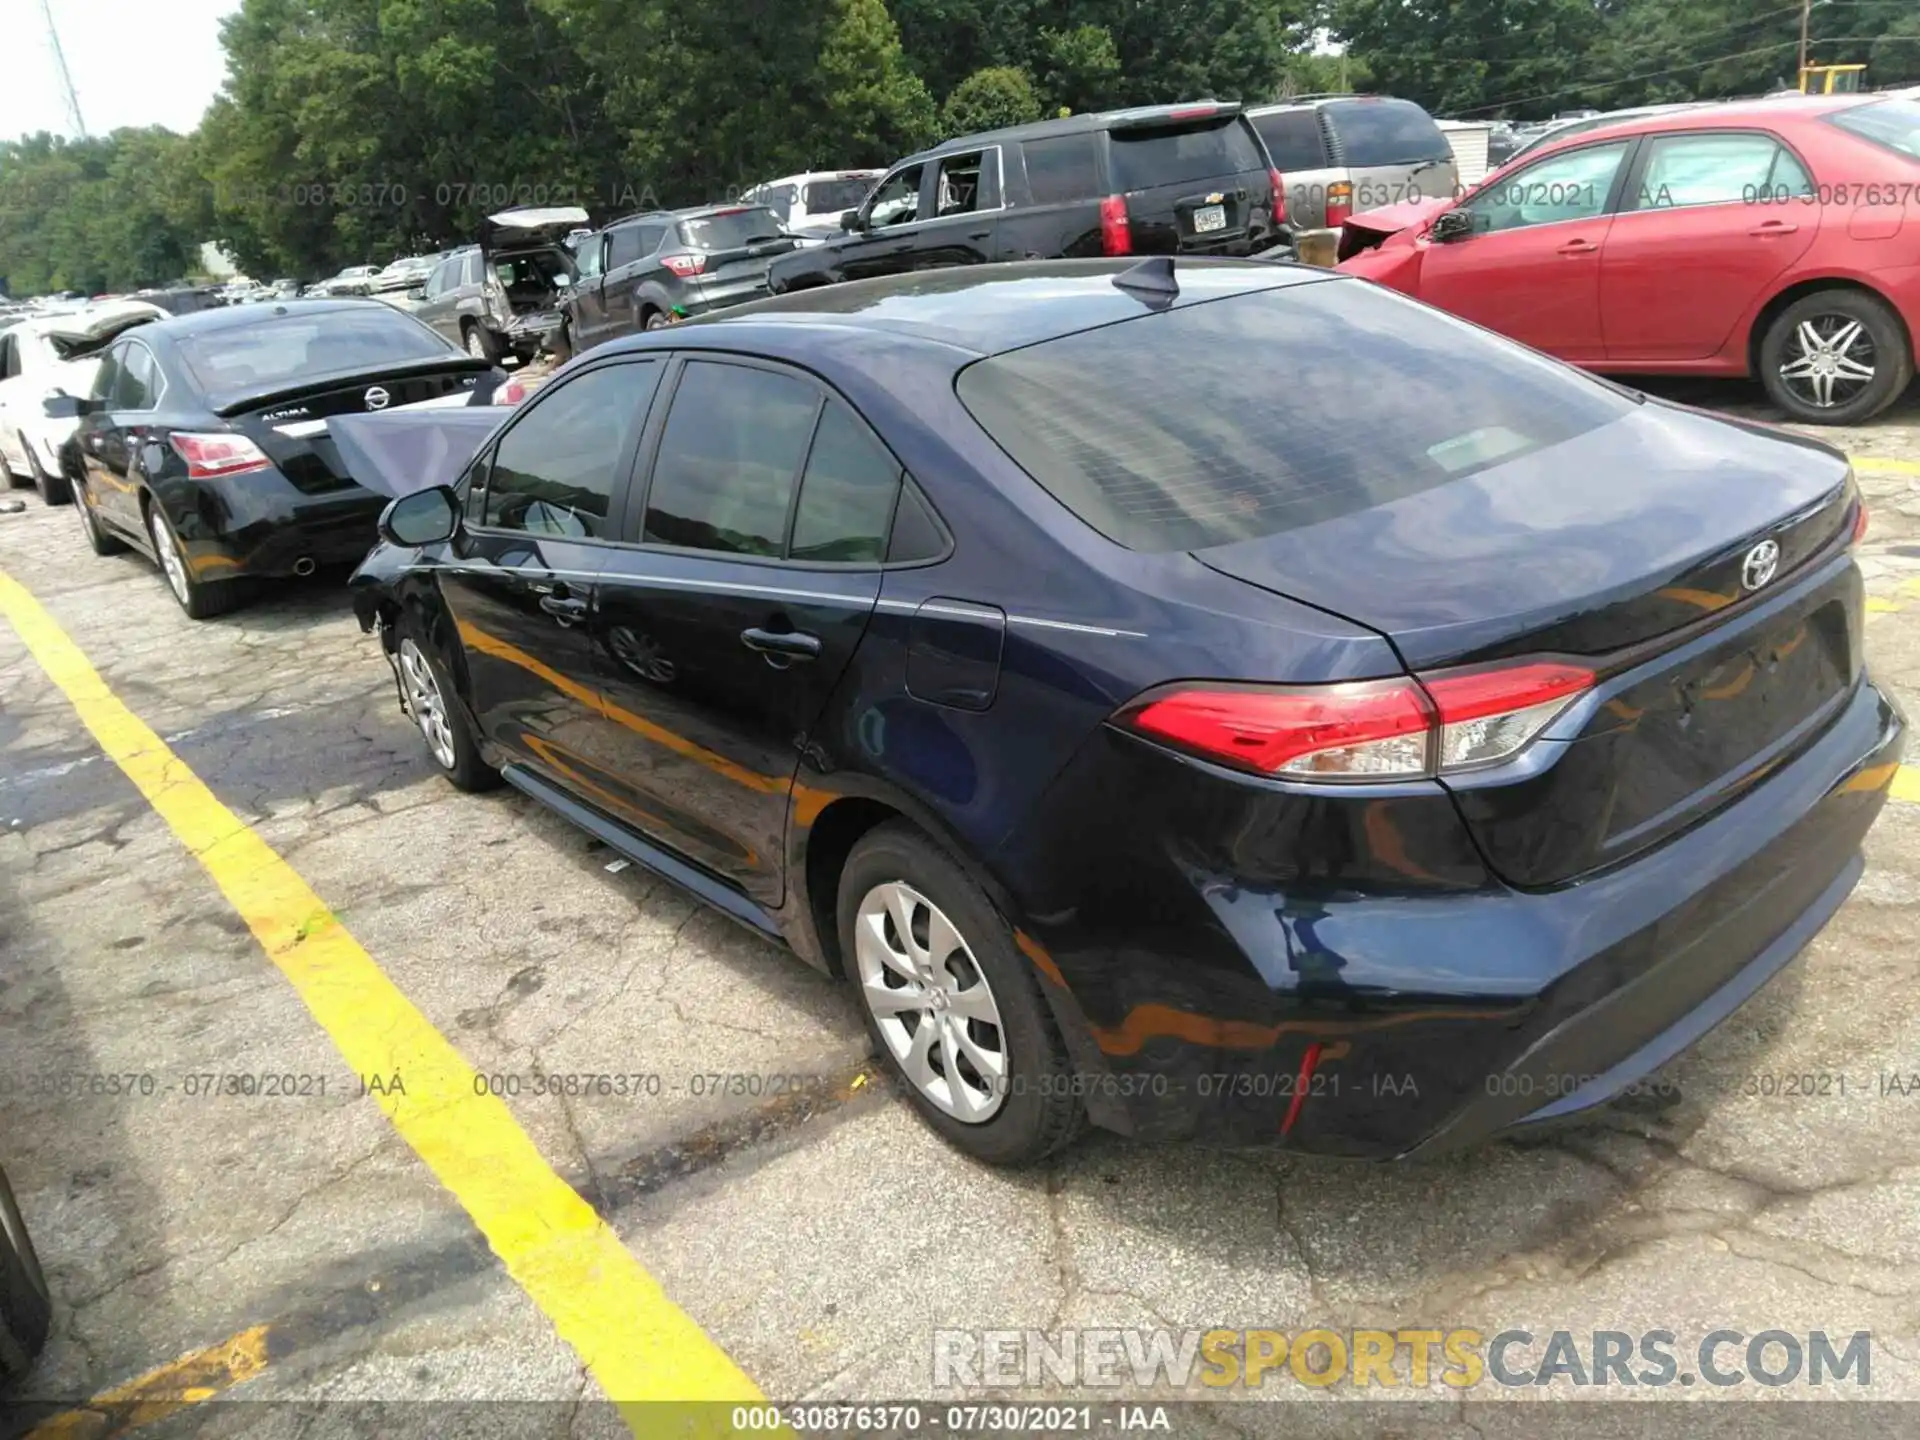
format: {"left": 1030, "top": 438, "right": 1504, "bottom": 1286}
{"left": 0, "top": 376, "right": 1916, "bottom": 1425}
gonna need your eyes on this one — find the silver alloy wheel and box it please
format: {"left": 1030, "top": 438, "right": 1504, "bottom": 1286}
{"left": 854, "top": 881, "right": 1007, "bottom": 1123}
{"left": 148, "top": 507, "right": 191, "bottom": 606}
{"left": 1778, "top": 314, "right": 1877, "bottom": 409}
{"left": 465, "top": 327, "right": 488, "bottom": 358}
{"left": 644, "top": 310, "right": 670, "bottom": 331}
{"left": 398, "top": 638, "right": 457, "bottom": 770}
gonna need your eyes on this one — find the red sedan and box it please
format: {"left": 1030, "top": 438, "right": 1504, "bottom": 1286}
{"left": 1337, "top": 94, "right": 1920, "bottom": 424}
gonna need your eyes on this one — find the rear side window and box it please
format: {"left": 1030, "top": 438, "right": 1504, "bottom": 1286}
{"left": 1108, "top": 117, "right": 1265, "bottom": 191}
{"left": 790, "top": 402, "right": 902, "bottom": 563}
{"left": 1632, "top": 133, "right": 1805, "bottom": 209}
{"left": 1251, "top": 110, "right": 1329, "bottom": 171}
{"left": 1022, "top": 133, "right": 1102, "bottom": 204}
{"left": 1324, "top": 99, "right": 1453, "bottom": 166}
{"left": 955, "top": 282, "right": 1632, "bottom": 553}
{"left": 115, "top": 343, "right": 160, "bottom": 409}
{"left": 484, "top": 362, "right": 661, "bottom": 538}
{"left": 608, "top": 225, "right": 656, "bottom": 269}
{"left": 643, "top": 361, "right": 821, "bottom": 556}
{"left": 1828, "top": 98, "right": 1920, "bottom": 159}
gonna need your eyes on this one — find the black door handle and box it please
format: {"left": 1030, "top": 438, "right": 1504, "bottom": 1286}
{"left": 741, "top": 627, "right": 822, "bottom": 661}
{"left": 540, "top": 594, "right": 589, "bottom": 622}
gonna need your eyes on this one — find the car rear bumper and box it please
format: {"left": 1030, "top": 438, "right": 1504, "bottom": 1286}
{"left": 1013, "top": 674, "right": 1904, "bottom": 1156}
{"left": 160, "top": 467, "right": 387, "bottom": 580}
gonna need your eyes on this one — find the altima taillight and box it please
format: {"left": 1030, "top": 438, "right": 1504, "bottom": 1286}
{"left": 1118, "top": 660, "right": 1595, "bottom": 782}
{"left": 169, "top": 432, "right": 273, "bottom": 479}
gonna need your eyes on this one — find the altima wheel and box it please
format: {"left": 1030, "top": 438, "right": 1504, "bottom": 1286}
{"left": 1759, "top": 290, "right": 1912, "bottom": 424}
{"left": 838, "top": 822, "right": 1086, "bottom": 1165}
{"left": 149, "top": 505, "right": 192, "bottom": 607}
{"left": 145, "top": 502, "right": 245, "bottom": 619}
{"left": 855, "top": 882, "right": 1008, "bottom": 1123}
{"left": 399, "top": 637, "right": 457, "bottom": 770}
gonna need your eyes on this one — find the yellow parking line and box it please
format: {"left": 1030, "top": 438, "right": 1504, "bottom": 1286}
{"left": 1894, "top": 766, "right": 1920, "bottom": 804}
{"left": 26, "top": 1327, "right": 270, "bottom": 1440}
{"left": 0, "top": 572, "right": 762, "bottom": 1426}
{"left": 1852, "top": 456, "right": 1920, "bottom": 476}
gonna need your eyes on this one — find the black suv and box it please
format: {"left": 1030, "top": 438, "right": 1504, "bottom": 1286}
{"left": 562, "top": 204, "right": 799, "bottom": 356}
{"left": 767, "top": 101, "right": 1288, "bottom": 294}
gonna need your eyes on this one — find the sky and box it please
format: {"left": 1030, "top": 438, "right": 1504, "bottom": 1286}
{"left": 2, "top": 0, "right": 235, "bottom": 142}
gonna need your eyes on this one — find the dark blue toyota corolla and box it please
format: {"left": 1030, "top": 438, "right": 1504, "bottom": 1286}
{"left": 347, "top": 257, "right": 1906, "bottom": 1167}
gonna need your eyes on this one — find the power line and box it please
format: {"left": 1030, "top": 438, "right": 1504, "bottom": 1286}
{"left": 1337, "top": 3, "right": 1804, "bottom": 72}
{"left": 1455, "top": 40, "right": 1805, "bottom": 115}
{"left": 37, "top": 0, "right": 87, "bottom": 138}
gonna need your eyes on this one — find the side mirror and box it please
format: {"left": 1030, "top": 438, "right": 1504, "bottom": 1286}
{"left": 1431, "top": 209, "right": 1475, "bottom": 243}
{"left": 839, "top": 209, "right": 864, "bottom": 233}
{"left": 554, "top": 274, "right": 573, "bottom": 290}
{"left": 43, "top": 393, "right": 91, "bottom": 419}
{"left": 379, "top": 485, "right": 460, "bottom": 547}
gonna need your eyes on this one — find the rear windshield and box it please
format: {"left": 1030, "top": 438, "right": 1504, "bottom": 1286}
{"left": 175, "top": 308, "right": 454, "bottom": 394}
{"left": 1251, "top": 110, "right": 1329, "bottom": 171}
{"left": 803, "top": 177, "right": 875, "bottom": 214}
{"left": 955, "top": 281, "right": 1632, "bottom": 553}
{"left": 678, "top": 207, "right": 785, "bottom": 249}
{"left": 1324, "top": 99, "right": 1453, "bottom": 167}
{"left": 1828, "top": 98, "right": 1920, "bottom": 159}
{"left": 1108, "top": 117, "right": 1266, "bottom": 192}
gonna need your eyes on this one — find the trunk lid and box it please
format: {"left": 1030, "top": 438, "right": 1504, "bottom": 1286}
{"left": 225, "top": 360, "right": 495, "bottom": 495}
{"left": 1195, "top": 401, "right": 1861, "bottom": 887}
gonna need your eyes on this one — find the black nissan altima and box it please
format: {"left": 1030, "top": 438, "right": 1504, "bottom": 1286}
{"left": 50, "top": 299, "right": 503, "bottom": 618}
{"left": 346, "top": 258, "right": 1906, "bottom": 1167}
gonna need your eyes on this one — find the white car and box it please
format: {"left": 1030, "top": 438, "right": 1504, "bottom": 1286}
{"left": 740, "top": 170, "right": 883, "bottom": 241}
{"left": 0, "top": 301, "right": 167, "bottom": 504}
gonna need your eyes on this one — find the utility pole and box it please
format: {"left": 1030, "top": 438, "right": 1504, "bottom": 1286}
{"left": 1799, "top": 0, "right": 1812, "bottom": 84}
{"left": 38, "top": 0, "right": 87, "bottom": 138}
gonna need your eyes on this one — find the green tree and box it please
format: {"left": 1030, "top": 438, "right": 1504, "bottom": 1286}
{"left": 817, "top": 0, "right": 940, "bottom": 161}
{"left": 1038, "top": 24, "right": 1123, "bottom": 113}
{"left": 941, "top": 65, "right": 1044, "bottom": 138}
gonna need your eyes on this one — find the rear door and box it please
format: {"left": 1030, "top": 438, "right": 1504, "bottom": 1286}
{"left": 588, "top": 357, "right": 892, "bottom": 906}
{"left": 604, "top": 222, "right": 666, "bottom": 335}
{"left": 1106, "top": 110, "right": 1272, "bottom": 253}
{"left": 1599, "top": 130, "right": 1818, "bottom": 362}
{"left": 1002, "top": 132, "right": 1105, "bottom": 258}
{"left": 438, "top": 359, "right": 663, "bottom": 786}
{"left": 1415, "top": 138, "right": 1634, "bottom": 360}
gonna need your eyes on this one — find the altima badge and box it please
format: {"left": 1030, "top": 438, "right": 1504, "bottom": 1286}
{"left": 364, "top": 386, "right": 391, "bottom": 410}
{"left": 1742, "top": 539, "right": 1781, "bottom": 591}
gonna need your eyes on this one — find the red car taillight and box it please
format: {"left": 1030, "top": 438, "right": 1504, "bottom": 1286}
{"left": 1269, "top": 168, "right": 1288, "bottom": 227}
{"left": 661, "top": 253, "right": 706, "bottom": 278}
{"left": 168, "top": 432, "right": 273, "bottom": 479}
{"left": 1852, "top": 501, "right": 1869, "bottom": 545}
{"left": 1325, "top": 180, "right": 1353, "bottom": 229}
{"left": 1119, "top": 660, "right": 1595, "bottom": 781}
{"left": 1099, "top": 195, "right": 1131, "bottom": 256}
{"left": 496, "top": 375, "right": 531, "bottom": 406}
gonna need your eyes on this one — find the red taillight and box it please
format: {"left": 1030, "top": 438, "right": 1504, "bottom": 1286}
{"left": 1851, "top": 502, "right": 1869, "bottom": 545}
{"left": 496, "top": 375, "right": 530, "bottom": 406}
{"left": 1099, "top": 195, "right": 1131, "bottom": 256}
{"left": 1168, "top": 105, "right": 1219, "bottom": 120}
{"left": 1269, "top": 168, "right": 1288, "bottom": 227}
{"left": 1326, "top": 180, "right": 1353, "bottom": 229}
{"left": 168, "top": 432, "right": 272, "bottom": 479}
{"left": 1119, "top": 660, "right": 1595, "bottom": 782}
{"left": 661, "top": 253, "right": 706, "bottom": 278}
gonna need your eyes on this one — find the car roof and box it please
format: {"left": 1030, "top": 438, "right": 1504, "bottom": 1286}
{"left": 1520, "top": 93, "right": 1885, "bottom": 153}
{"left": 902, "top": 100, "right": 1248, "bottom": 160}
{"left": 597, "top": 258, "right": 1337, "bottom": 362}
{"left": 757, "top": 170, "right": 884, "bottom": 186}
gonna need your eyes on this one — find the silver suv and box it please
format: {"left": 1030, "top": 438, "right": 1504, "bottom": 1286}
{"left": 1247, "top": 95, "right": 1459, "bottom": 243}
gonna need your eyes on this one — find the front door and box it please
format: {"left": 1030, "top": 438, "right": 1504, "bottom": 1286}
{"left": 833, "top": 163, "right": 930, "bottom": 282}
{"left": 1600, "top": 131, "right": 1818, "bottom": 362}
{"left": 589, "top": 358, "right": 897, "bottom": 906}
{"left": 439, "top": 359, "right": 664, "bottom": 789}
{"left": 1416, "top": 139, "right": 1634, "bottom": 361}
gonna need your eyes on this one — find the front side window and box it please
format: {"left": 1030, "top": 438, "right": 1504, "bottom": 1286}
{"left": 642, "top": 361, "right": 821, "bottom": 557}
{"left": 866, "top": 165, "right": 926, "bottom": 228}
{"left": 483, "top": 362, "right": 661, "bottom": 538}
{"left": 1465, "top": 141, "right": 1628, "bottom": 233}
{"left": 1631, "top": 132, "right": 1801, "bottom": 209}
{"left": 575, "top": 236, "right": 606, "bottom": 279}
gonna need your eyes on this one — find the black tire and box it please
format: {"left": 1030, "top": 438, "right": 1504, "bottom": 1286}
{"left": 837, "top": 822, "right": 1085, "bottom": 1166}
{"left": 397, "top": 610, "right": 500, "bottom": 793}
{"left": 0, "top": 1168, "right": 51, "bottom": 1384}
{"left": 27, "top": 449, "right": 71, "bottom": 506}
{"left": 72, "top": 477, "right": 127, "bottom": 555}
{"left": 462, "top": 320, "right": 503, "bottom": 364}
{"left": 642, "top": 308, "right": 670, "bottom": 332}
{"left": 1758, "top": 289, "right": 1913, "bottom": 425}
{"left": 145, "top": 500, "right": 248, "bottom": 620}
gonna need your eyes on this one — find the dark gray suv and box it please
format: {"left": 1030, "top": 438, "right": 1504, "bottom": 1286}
{"left": 561, "top": 204, "right": 798, "bottom": 356}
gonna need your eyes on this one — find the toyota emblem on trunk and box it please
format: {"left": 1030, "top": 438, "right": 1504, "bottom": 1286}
{"left": 1741, "top": 539, "right": 1781, "bottom": 591}
{"left": 364, "top": 386, "right": 391, "bottom": 410}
